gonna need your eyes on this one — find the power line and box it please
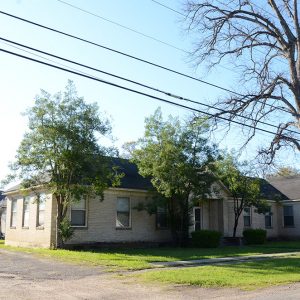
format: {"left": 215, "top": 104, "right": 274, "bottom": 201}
{"left": 56, "top": 0, "right": 187, "bottom": 53}
{"left": 2, "top": 36, "right": 300, "bottom": 138}
{"left": 1, "top": 47, "right": 298, "bottom": 143}
{"left": 0, "top": 10, "right": 241, "bottom": 96}
{"left": 56, "top": 0, "right": 240, "bottom": 76}
{"left": 0, "top": 40, "right": 101, "bottom": 81}
{"left": 0, "top": 10, "right": 238, "bottom": 95}
{"left": 0, "top": 10, "right": 295, "bottom": 116}
{"left": 150, "top": 0, "right": 185, "bottom": 16}
{"left": 150, "top": 0, "right": 186, "bottom": 17}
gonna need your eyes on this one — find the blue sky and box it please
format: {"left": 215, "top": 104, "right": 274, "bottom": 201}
{"left": 0, "top": 0, "right": 285, "bottom": 182}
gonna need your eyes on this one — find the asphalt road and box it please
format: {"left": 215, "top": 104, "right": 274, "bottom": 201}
{"left": 1, "top": 248, "right": 300, "bottom": 300}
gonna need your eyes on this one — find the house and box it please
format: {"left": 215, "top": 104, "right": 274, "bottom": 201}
{"left": 3, "top": 159, "right": 300, "bottom": 248}
{"left": 0, "top": 191, "right": 6, "bottom": 238}
{"left": 4, "top": 159, "right": 171, "bottom": 248}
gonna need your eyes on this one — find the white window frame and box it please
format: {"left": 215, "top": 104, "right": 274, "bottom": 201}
{"left": 283, "top": 205, "right": 294, "bottom": 227}
{"left": 116, "top": 197, "right": 131, "bottom": 229}
{"left": 194, "top": 207, "right": 201, "bottom": 231}
{"left": 243, "top": 207, "right": 251, "bottom": 227}
{"left": 70, "top": 198, "right": 87, "bottom": 228}
{"left": 10, "top": 198, "right": 17, "bottom": 228}
{"left": 22, "top": 196, "right": 30, "bottom": 228}
{"left": 264, "top": 207, "right": 272, "bottom": 228}
{"left": 37, "top": 193, "right": 46, "bottom": 227}
{"left": 1, "top": 207, "right": 6, "bottom": 234}
{"left": 156, "top": 206, "right": 168, "bottom": 229}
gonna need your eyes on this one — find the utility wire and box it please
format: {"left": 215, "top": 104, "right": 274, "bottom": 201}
{"left": 0, "top": 47, "right": 298, "bottom": 143}
{"left": 150, "top": 0, "right": 185, "bottom": 16}
{"left": 2, "top": 36, "right": 300, "bottom": 138}
{"left": 0, "top": 40, "right": 100, "bottom": 80}
{"left": 0, "top": 10, "right": 240, "bottom": 96}
{"left": 57, "top": 0, "right": 241, "bottom": 76}
{"left": 0, "top": 10, "right": 295, "bottom": 116}
{"left": 56, "top": 0, "right": 187, "bottom": 53}
{"left": 150, "top": 0, "right": 186, "bottom": 17}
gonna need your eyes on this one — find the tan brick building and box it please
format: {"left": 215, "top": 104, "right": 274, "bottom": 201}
{"left": 3, "top": 160, "right": 300, "bottom": 248}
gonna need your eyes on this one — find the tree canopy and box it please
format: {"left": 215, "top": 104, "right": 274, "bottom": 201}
{"left": 184, "top": 0, "right": 300, "bottom": 163}
{"left": 215, "top": 152, "right": 268, "bottom": 237}
{"left": 131, "top": 108, "right": 219, "bottom": 244}
{"left": 8, "top": 80, "right": 121, "bottom": 246}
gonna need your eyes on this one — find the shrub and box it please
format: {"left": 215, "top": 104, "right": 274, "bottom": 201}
{"left": 59, "top": 218, "right": 74, "bottom": 244}
{"left": 243, "top": 228, "right": 267, "bottom": 245}
{"left": 191, "top": 230, "right": 222, "bottom": 248}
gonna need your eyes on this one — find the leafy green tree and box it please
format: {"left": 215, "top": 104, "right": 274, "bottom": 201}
{"left": 215, "top": 153, "right": 268, "bottom": 237}
{"left": 7, "top": 80, "right": 121, "bottom": 247}
{"left": 131, "top": 108, "right": 218, "bottom": 245}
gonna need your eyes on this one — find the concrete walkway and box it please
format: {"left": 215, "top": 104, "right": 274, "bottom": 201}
{"left": 151, "top": 251, "right": 300, "bottom": 268}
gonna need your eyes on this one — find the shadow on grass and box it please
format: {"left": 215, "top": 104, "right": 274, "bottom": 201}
{"left": 222, "top": 256, "right": 300, "bottom": 274}
{"left": 76, "top": 241, "right": 300, "bottom": 263}
{"left": 137, "top": 256, "right": 300, "bottom": 290}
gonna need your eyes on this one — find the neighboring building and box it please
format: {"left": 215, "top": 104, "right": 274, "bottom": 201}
{"left": 3, "top": 159, "right": 300, "bottom": 248}
{"left": 0, "top": 191, "right": 6, "bottom": 237}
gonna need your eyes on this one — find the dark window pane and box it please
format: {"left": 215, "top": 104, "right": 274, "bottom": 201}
{"left": 244, "top": 216, "right": 251, "bottom": 227}
{"left": 117, "top": 198, "right": 129, "bottom": 212}
{"left": 265, "top": 215, "right": 272, "bottom": 228}
{"left": 283, "top": 206, "right": 294, "bottom": 227}
{"left": 156, "top": 212, "right": 168, "bottom": 229}
{"left": 284, "top": 206, "right": 293, "bottom": 216}
{"left": 194, "top": 208, "right": 201, "bottom": 231}
{"left": 71, "top": 210, "right": 86, "bottom": 226}
{"left": 195, "top": 208, "right": 201, "bottom": 222}
{"left": 284, "top": 216, "right": 294, "bottom": 227}
{"left": 116, "top": 212, "right": 129, "bottom": 228}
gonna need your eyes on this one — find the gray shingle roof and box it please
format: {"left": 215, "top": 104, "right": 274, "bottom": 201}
{"left": 259, "top": 178, "right": 289, "bottom": 200}
{"left": 4, "top": 158, "right": 153, "bottom": 194}
{"left": 110, "top": 157, "right": 153, "bottom": 190}
{"left": 267, "top": 175, "right": 300, "bottom": 200}
{"left": 4, "top": 158, "right": 292, "bottom": 200}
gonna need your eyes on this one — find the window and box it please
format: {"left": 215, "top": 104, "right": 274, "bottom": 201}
{"left": 71, "top": 198, "right": 86, "bottom": 227}
{"left": 1, "top": 208, "right": 6, "bottom": 234}
{"left": 116, "top": 197, "right": 130, "bottom": 228}
{"left": 156, "top": 206, "right": 168, "bottom": 229}
{"left": 37, "top": 193, "right": 46, "bottom": 227}
{"left": 243, "top": 207, "right": 251, "bottom": 227}
{"left": 10, "top": 199, "right": 17, "bottom": 227}
{"left": 283, "top": 205, "right": 294, "bottom": 227}
{"left": 22, "top": 196, "right": 30, "bottom": 228}
{"left": 194, "top": 207, "right": 201, "bottom": 231}
{"left": 264, "top": 207, "right": 272, "bottom": 228}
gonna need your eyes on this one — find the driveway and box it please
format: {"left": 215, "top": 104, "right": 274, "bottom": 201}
{"left": 1, "top": 248, "right": 300, "bottom": 300}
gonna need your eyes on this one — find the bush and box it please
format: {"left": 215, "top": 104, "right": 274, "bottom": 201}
{"left": 191, "top": 230, "right": 222, "bottom": 248}
{"left": 243, "top": 229, "right": 267, "bottom": 245}
{"left": 59, "top": 218, "right": 74, "bottom": 243}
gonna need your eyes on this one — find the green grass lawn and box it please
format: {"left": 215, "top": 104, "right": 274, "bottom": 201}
{"left": 0, "top": 240, "right": 300, "bottom": 270}
{"left": 137, "top": 255, "right": 300, "bottom": 290}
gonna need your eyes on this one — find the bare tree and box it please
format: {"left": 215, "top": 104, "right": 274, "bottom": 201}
{"left": 184, "top": 0, "right": 300, "bottom": 162}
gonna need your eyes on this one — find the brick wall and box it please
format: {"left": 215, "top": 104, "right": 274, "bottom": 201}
{"left": 5, "top": 191, "right": 54, "bottom": 248}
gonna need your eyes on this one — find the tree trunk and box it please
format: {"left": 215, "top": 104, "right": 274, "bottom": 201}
{"left": 180, "top": 198, "right": 190, "bottom": 247}
{"left": 232, "top": 213, "right": 241, "bottom": 238}
{"left": 168, "top": 199, "right": 179, "bottom": 245}
{"left": 55, "top": 198, "right": 64, "bottom": 248}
